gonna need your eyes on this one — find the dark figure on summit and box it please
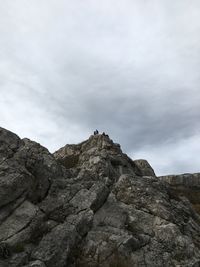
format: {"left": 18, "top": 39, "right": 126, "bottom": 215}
{"left": 94, "top": 129, "right": 99, "bottom": 135}
{"left": 102, "top": 132, "right": 109, "bottom": 138}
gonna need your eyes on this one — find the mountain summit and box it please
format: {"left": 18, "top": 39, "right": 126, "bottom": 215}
{"left": 0, "top": 127, "right": 199, "bottom": 267}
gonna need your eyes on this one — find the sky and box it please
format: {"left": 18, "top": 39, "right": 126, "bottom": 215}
{"left": 0, "top": 0, "right": 200, "bottom": 175}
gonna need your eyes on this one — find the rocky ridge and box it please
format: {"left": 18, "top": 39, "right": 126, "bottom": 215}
{"left": 0, "top": 127, "right": 200, "bottom": 267}
{"left": 159, "top": 173, "right": 200, "bottom": 214}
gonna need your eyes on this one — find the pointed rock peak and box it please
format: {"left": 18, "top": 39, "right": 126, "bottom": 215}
{"left": 54, "top": 133, "right": 142, "bottom": 177}
{"left": 82, "top": 133, "right": 122, "bottom": 152}
{"left": 53, "top": 133, "right": 123, "bottom": 168}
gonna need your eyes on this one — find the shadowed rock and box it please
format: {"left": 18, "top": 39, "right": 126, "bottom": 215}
{"left": 160, "top": 173, "right": 200, "bottom": 214}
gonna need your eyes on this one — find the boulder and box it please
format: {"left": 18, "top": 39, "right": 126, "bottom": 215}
{"left": 133, "top": 159, "right": 156, "bottom": 177}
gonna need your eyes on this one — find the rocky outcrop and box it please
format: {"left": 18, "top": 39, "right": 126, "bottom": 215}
{"left": 0, "top": 127, "right": 200, "bottom": 267}
{"left": 160, "top": 173, "right": 200, "bottom": 214}
{"left": 133, "top": 159, "right": 156, "bottom": 177}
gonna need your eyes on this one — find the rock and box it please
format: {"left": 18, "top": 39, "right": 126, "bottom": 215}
{"left": 160, "top": 173, "right": 200, "bottom": 214}
{"left": 76, "top": 173, "right": 200, "bottom": 266}
{"left": 133, "top": 159, "right": 156, "bottom": 176}
{"left": 0, "top": 128, "right": 200, "bottom": 266}
{"left": 0, "top": 201, "right": 40, "bottom": 242}
{"left": 70, "top": 182, "right": 109, "bottom": 213}
{"left": 17, "top": 138, "right": 62, "bottom": 204}
{"left": 54, "top": 144, "right": 80, "bottom": 169}
{"left": 0, "top": 127, "right": 22, "bottom": 160}
{"left": 25, "top": 260, "right": 46, "bottom": 267}
{"left": 0, "top": 159, "right": 32, "bottom": 208}
{"left": 31, "top": 223, "right": 80, "bottom": 267}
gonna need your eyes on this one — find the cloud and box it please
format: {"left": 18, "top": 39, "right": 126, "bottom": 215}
{"left": 133, "top": 134, "right": 200, "bottom": 176}
{"left": 0, "top": 0, "right": 200, "bottom": 175}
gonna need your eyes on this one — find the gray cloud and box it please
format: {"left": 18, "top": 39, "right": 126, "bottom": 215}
{"left": 1, "top": 0, "right": 200, "bottom": 175}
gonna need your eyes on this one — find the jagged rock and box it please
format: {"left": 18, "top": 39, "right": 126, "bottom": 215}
{"left": 0, "top": 127, "right": 200, "bottom": 266}
{"left": 76, "top": 174, "right": 200, "bottom": 266}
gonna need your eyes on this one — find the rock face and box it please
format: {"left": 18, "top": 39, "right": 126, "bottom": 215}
{"left": 160, "top": 173, "right": 200, "bottom": 214}
{"left": 0, "top": 127, "right": 200, "bottom": 267}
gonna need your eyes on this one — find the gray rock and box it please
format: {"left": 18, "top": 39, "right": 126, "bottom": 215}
{"left": 160, "top": 173, "right": 200, "bottom": 214}
{"left": 0, "top": 160, "right": 32, "bottom": 208}
{"left": 134, "top": 159, "right": 156, "bottom": 177}
{"left": 0, "top": 128, "right": 199, "bottom": 267}
{"left": 25, "top": 260, "right": 46, "bottom": 267}
{"left": 0, "top": 201, "right": 39, "bottom": 242}
{"left": 0, "top": 127, "right": 22, "bottom": 160}
{"left": 31, "top": 223, "right": 80, "bottom": 267}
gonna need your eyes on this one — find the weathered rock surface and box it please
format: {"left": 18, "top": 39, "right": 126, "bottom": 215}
{"left": 0, "top": 127, "right": 200, "bottom": 266}
{"left": 133, "top": 159, "right": 156, "bottom": 177}
{"left": 160, "top": 173, "right": 200, "bottom": 214}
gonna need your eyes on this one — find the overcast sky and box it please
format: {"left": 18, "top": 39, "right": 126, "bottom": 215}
{"left": 1, "top": 0, "right": 200, "bottom": 175}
